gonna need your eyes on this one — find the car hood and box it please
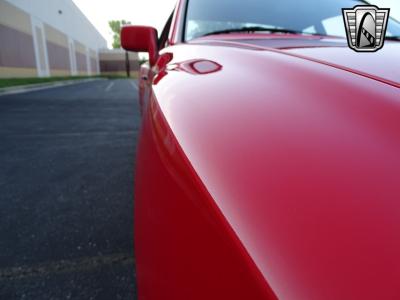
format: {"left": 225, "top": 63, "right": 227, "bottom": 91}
{"left": 242, "top": 36, "right": 400, "bottom": 86}
{"left": 155, "top": 39, "right": 400, "bottom": 300}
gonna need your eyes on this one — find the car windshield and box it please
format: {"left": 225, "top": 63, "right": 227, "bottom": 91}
{"left": 184, "top": 0, "right": 400, "bottom": 41}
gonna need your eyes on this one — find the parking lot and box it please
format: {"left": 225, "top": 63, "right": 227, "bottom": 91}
{"left": 0, "top": 79, "right": 139, "bottom": 299}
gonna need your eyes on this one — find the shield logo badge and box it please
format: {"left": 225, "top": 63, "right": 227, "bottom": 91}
{"left": 342, "top": 5, "right": 390, "bottom": 52}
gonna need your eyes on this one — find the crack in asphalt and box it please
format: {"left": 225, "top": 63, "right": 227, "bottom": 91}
{"left": 0, "top": 253, "right": 135, "bottom": 281}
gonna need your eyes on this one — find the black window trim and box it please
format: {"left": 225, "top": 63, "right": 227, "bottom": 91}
{"left": 181, "top": 0, "right": 190, "bottom": 42}
{"left": 159, "top": 11, "right": 174, "bottom": 49}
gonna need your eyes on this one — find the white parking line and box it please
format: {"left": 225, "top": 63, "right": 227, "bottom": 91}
{"left": 105, "top": 82, "right": 115, "bottom": 92}
{"left": 130, "top": 81, "right": 138, "bottom": 90}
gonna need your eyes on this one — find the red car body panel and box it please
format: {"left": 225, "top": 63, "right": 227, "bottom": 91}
{"left": 134, "top": 5, "right": 400, "bottom": 300}
{"left": 287, "top": 44, "right": 400, "bottom": 87}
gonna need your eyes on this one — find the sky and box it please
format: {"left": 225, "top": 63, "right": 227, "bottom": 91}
{"left": 72, "top": 0, "right": 176, "bottom": 48}
{"left": 72, "top": 0, "right": 399, "bottom": 49}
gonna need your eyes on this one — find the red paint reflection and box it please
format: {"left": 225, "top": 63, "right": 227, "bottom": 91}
{"left": 170, "top": 59, "right": 222, "bottom": 75}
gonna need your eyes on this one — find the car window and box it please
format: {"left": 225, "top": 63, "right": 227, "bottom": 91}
{"left": 184, "top": 0, "right": 400, "bottom": 40}
{"left": 322, "top": 16, "right": 346, "bottom": 37}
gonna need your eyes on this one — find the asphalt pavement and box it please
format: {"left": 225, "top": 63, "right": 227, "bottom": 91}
{"left": 0, "top": 79, "right": 140, "bottom": 299}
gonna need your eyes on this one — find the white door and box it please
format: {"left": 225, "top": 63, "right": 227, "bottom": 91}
{"left": 68, "top": 39, "right": 77, "bottom": 75}
{"left": 86, "top": 48, "right": 91, "bottom": 76}
{"left": 31, "top": 18, "right": 49, "bottom": 77}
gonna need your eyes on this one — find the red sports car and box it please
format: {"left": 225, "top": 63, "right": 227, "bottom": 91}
{"left": 122, "top": 0, "right": 400, "bottom": 299}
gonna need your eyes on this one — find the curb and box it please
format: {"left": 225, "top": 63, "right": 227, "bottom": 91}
{"left": 0, "top": 78, "right": 106, "bottom": 96}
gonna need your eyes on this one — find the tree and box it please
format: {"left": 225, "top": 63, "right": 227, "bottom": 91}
{"left": 109, "top": 20, "right": 132, "bottom": 77}
{"left": 109, "top": 20, "right": 131, "bottom": 49}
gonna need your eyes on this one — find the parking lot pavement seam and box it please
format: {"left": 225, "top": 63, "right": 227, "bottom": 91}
{"left": 0, "top": 253, "right": 135, "bottom": 281}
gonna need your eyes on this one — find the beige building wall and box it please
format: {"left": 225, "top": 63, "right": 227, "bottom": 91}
{"left": 0, "top": 0, "right": 36, "bottom": 77}
{"left": 45, "top": 24, "right": 71, "bottom": 76}
{"left": 1, "top": 1, "right": 142, "bottom": 80}
{"left": 74, "top": 40, "right": 88, "bottom": 75}
{"left": 0, "top": 0, "right": 106, "bottom": 78}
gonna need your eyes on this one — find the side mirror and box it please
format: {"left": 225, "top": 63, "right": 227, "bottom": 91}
{"left": 121, "top": 25, "right": 158, "bottom": 66}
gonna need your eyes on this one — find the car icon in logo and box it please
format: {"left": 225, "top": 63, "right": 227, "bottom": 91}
{"left": 342, "top": 5, "right": 390, "bottom": 52}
